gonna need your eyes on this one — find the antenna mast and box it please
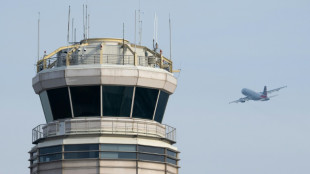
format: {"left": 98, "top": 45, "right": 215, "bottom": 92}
{"left": 138, "top": 0, "right": 142, "bottom": 45}
{"left": 134, "top": 10, "right": 136, "bottom": 52}
{"left": 123, "top": 23, "right": 125, "bottom": 65}
{"left": 169, "top": 14, "right": 172, "bottom": 60}
{"left": 67, "top": 6, "right": 71, "bottom": 44}
{"left": 86, "top": 5, "right": 88, "bottom": 39}
{"left": 37, "top": 12, "right": 40, "bottom": 61}
{"left": 83, "top": 4, "right": 85, "bottom": 39}
{"left": 72, "top": 18, "right": 74, "bottom": 42}
{"left": 74, "top": 28, "right": 76, "bottom": 42}
{"left": 88, "top": 14, "right": 90, "bottom": 38}
{"left": 153, "top": 13, "right": 158, "bottom": 51}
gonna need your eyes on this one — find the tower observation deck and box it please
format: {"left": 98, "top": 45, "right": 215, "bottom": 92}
{"left": 30, "top": 38, "right": 179, "bottom": 174}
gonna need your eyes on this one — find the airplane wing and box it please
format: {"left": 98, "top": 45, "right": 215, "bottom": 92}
{"left": 229, "top": 97, "right": 250, "bottom": 104}
{"left": 267, "top": 86, "right": 287, "bottom": 94}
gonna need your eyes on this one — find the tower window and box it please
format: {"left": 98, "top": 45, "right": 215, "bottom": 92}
{"left": 102, "top": 86, "right": 133, "bottom": 117}
{"left": 154, "top": 91, "right": 170, "bottom": 123}
{"left": 101, "top": 152, "right": 137, "bottom": 159}
{"left": 138, "top": 145, "right": 165, "bottom": 154}
{"left": 64, "top": 144, "right": 99, "bottom": 151}
{"left": 70, "top": 86, "right": 100, "bottom": 117}
{"left": 64, "top": 152, "right": 99, "bottom": 159}
{"left": 132, "top": 87, "right": 158, "bottom": 119}
{"left": 138, "top": 153, "right": 165, "bottom": 162}
{"left": 101, "top": 144, "right": 136, "bottom": 151}
{"left": 47, "top": 87, "right": 72, "bottom": 120}
{"left": 40, "top": 145, "right": 62, "bottom": 155}
{"left": 39, "top": 153, "right": 62, "bottom": 162}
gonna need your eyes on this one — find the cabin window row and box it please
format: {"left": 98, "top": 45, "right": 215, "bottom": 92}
{"left": 40, "top": 86, "right": 169, "bottom": 123}
{"left": 31, "top": 144, "right": 178, "bottom": 165}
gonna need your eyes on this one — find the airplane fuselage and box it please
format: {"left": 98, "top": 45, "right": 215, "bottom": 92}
{"left": 241, "top": 88, "right": 269, "bottom": 101}
{"left": 229, "top": 85, "right": 286, "bottom": 104}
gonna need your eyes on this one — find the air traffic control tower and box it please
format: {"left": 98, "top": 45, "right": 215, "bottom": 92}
{"left": 29, "top": 38, "right": 179, "bottom": 174}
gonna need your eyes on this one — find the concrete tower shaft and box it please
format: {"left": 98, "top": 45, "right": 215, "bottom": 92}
{"left": 29, "top": 38, "right": 179, "bottom": 174}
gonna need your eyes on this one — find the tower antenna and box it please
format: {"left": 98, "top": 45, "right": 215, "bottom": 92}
{"left": 72, "top": 18, "right": 74, "bottom": 42}
{"left": 153, "top": 12, "right": 158, "bottom": 51}
{"left": 37, "top": 12, "right": 40, "bottom": 61}
{"left": 134, "top": 10, "right": 137, "bottom": 52}
{"left": 83, "top": 4, "right": 85, "bottom": 39}
{"left": 67, "top": 6, "right": 71, "bottom": 44}
{"left": 122, "top": 23, "right": 125, "bottom": 65}
{"left": 88, "top": 14, "right": 90, "bottom": 38}
{"left": 74, "top": 28, "right": 76, "bottom": 42}
{"left": 138, "top": 0, "right": 142, "bottom": 45}
{"left": 169, "top": 13, "right": 172, "bottom": 60}
{"left": 86, "top": 5, "right": 88, "bottom": 39}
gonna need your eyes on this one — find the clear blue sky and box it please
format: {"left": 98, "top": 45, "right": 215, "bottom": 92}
{"left": 1, "top": 0, "right": 310, "bottom": 173}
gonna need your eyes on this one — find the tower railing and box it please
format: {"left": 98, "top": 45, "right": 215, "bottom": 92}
{"left": 32, "top": 118, "right": 176, "bottom": 144}
{"left": 37, "top": 54, "right": 172, "bottom": 72}
{"left": 32, "top": 124, "right": 44, "bottom": 143}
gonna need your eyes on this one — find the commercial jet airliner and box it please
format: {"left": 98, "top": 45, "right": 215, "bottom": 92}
{"left": 229, "top": 86, "right": 287, "bottom": 104}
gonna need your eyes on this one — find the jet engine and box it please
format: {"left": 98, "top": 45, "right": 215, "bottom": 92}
{"left": 240, "top": 98, "right": 246, "bottom": 103}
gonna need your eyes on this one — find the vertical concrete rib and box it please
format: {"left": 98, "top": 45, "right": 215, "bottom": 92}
{"left": 100, "top": 85, "right": 103, "bottom": 117}
{"left": 152, "top": 90, "right": 161, "bottom": 120}
{"left": 68, "top": 87, "right": 74, "bottom": 118}
{"left": 130, "top": 87, "right": 136, "bottom": 118}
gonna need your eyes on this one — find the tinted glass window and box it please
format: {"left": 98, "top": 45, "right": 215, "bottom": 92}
{"left": 167, "top": 149, "right": 177, "bottom": 158}
{"left": 102, "top": 86, "right": 133, "bottom": 117}
{"left": 40, "top": 146, "right": 62, "bottom": 155}
{"left": 101, "top": 144, "right": 136, "bottom": 151}
{"left": 64, "top": 144, "right": 99, "bottom": 151}
{"left": 101, "top": 152, "right": 136, "bottom": 159}
{"left": 167, "top": 157, "right": 177, "bottom": 165}
{"left": 133, "top": 87, "right": 158, "bottom": 119}
{"left": 154, "top": 91, "right": 169, "bottom": 123}
{"left": 70, "top": 86, "right": 100, "bottom": 117}
{"left": 64, "top": 152, "right": 98, "bottom": 159}
{"left": 40, "top": 153, "right": 62, "bottom": 162}
{"left": 39, "top": 91, "right": 53, "bottom": 123}
{"left": 138, "top": 145, "right": 165, "bottom": 154}
{"left": 32, "top": 151, "right": 38, "bottom": 157}
{"left": 47, "top": 87, "right": 72, "bottom": 120}
{"left": 139, "top": 153, "right": 165, "bottom": 162}
{"left": 33, "top": 159, "right": 38, "bottom": 164}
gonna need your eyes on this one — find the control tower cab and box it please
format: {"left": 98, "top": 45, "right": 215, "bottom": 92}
{"left": 30, "top": 38, "right": 179, "bottom": 174}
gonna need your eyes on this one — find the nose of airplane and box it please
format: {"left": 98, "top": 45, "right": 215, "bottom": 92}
{"left": 241, "top": 88, "right": 246, "bottom": 94}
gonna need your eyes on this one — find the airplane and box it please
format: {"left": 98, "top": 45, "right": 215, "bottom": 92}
{"left": 229, "top": 86, "right": 287, "bottom": 104}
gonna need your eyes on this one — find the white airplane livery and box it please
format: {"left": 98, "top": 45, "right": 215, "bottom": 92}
{"left": 229, "top": 86, "right": 287, "bottom": 104}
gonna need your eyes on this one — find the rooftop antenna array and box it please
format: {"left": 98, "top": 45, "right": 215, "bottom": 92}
{"left": 82, "top": 4, "right": 90, "bottom": 40}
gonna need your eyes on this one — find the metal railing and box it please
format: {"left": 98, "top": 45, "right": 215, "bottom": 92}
{"left": 37, "top": 54, "right": 138, "bottom": 72}
{"left": 36, "top": 44, "right": 173, "bottom": 73}
{"left": 32, "top": 124, "right": 44, "bottom": 143}
{"left": 32, "top": 118, "right": 176, "bottom": 144}
{"left": 37, "top": 54, "right": 173, "bottom": 72}
{"left": 165, "top": 124, "right": 176, "bottom": 142}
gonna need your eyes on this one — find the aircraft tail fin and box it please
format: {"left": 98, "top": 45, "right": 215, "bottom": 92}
{"left": 263, "top": 86, "right": 267, "bottom": 96}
